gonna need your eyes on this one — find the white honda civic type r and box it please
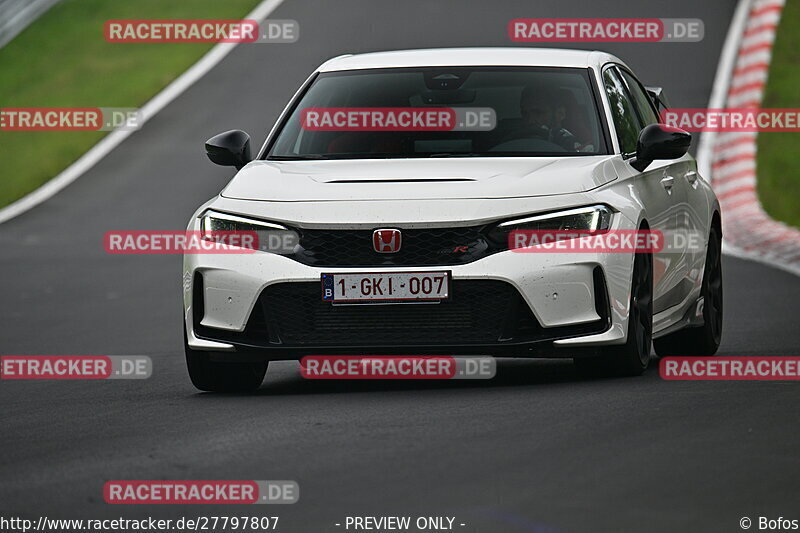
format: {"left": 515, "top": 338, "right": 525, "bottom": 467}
{"left": 183, "top": 47, "right": 722, "bottom": 391}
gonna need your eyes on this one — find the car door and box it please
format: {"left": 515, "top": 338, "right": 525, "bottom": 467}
{"left": 602, "top": 65, "right": 687, "bottom": 315}
{"left": 643, "top": 83, "right": 708, "bottom": 273}
{"left": 618, "top": 66, "right": 698, "bottom": 311}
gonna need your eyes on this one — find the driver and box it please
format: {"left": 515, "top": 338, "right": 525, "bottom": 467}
{"left": 516, "top": 85, "right": 580, "bottom": 152}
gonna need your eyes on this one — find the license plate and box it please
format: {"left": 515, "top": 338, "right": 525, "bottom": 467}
{"left": 321, "top": 271, "right": 450, "bottom": 303}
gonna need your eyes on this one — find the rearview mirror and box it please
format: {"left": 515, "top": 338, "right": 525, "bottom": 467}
{"left": 205, "top": 130, "right": 252, "bottom": 170}
{"left": 631, "top": 124, "right": 691, "bottom": 172}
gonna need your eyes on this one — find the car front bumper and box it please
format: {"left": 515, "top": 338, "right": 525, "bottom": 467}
{"left": 183, "top": 206, "right": 637, "bottom": 360}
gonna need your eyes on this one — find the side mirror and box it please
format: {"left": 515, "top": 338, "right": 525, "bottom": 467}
{"left": 205, "top": 130, "right": 252, "bottom": 170}
{"left": 631, "top": 124, "right": 691, "bottom": 172}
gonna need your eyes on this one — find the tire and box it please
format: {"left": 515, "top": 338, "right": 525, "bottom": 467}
{"left": 184, "top": 329, "right": 268, "bottom": 392}
{"left": 654, "top": 225, "right": 723, "bottom": 357}
{"left": 575, "top": 248, "right": 653, "bottom": 377}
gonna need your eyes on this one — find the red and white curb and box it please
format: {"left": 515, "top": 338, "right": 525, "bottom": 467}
{"left": 699, "top": 0, "right": 800, "bottom": 276}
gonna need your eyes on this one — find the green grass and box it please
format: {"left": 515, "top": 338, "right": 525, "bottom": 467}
{"left": 0, "top": 0, "right": 261, "bottom": 207}
{"left": 757, "top": 0, "right": 800, "bottom": 228}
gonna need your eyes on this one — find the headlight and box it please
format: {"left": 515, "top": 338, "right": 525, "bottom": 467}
{"left": 200, "top": 211, "right": 297, "bottom": 253}
{"left": 488, "top": 205, "right": 613, "bottom": 248}
{"left": 200, "top": 211, "right": 288, "bottom": 234}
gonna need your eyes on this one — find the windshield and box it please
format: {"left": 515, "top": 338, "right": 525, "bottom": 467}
{"left": 266, "top": 67, "right": 609, "bottom": 160}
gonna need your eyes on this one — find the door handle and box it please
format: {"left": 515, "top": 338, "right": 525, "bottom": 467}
{"left": 660, "top": 175, "right": 674, "bottom": 192}
{"left": 685, "top": 171, "right": 698, "bottom": 186}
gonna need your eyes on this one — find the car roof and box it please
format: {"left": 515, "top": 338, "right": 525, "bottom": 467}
{"left": 318, "top": 47, "right": 626, "bottom": 72}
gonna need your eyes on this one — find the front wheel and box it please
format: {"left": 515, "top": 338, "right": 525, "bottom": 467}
{"left": 575, "top": 248, "right": 653, "bottom": 377}
{"left": 184, "top": 329, "right": 268, "bottom": 392}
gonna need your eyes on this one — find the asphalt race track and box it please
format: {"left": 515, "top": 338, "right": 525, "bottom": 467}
{"left": 2, "top": 1, "right": 799, "bottom": 532}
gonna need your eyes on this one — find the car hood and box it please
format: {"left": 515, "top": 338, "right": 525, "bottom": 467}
{"left": 220, "top": 156, "right": 619, "bottom": 202}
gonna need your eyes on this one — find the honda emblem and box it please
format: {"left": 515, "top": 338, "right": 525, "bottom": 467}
{"left": 372, "top": 229, "right": 402, "bottom": 253}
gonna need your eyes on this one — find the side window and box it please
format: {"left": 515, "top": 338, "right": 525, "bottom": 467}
{"left": 619, "top": 68, "right": 660, "bottom": 126}
{"left": 603, "top": 67, "right": 642, "bottom": 155}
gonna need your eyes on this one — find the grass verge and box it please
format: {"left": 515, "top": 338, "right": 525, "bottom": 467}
{"left": 756, "top": 0, "right": 800, "bottom": 228}
{"left": 0, "top": 0, "right": 262, "bottom": 207}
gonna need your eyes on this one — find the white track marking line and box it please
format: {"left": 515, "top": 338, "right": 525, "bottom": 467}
{"left": 695, "top": 0, "right": 752, "bottom": 181}
{"left": 0, "top": 0, "right": 285, "bottom": 225}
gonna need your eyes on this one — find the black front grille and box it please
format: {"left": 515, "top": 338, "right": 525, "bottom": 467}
{"left": 262, "top": 280, "right": 531, "bottom": 345}
{"left": 288, "top": 226, "right": 496, "bottom": 267}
